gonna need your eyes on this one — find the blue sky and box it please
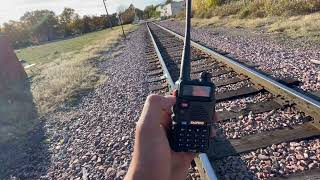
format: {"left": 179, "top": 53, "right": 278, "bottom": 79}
{"left": 0, "top": 0, "right": 164, "bottom": 24}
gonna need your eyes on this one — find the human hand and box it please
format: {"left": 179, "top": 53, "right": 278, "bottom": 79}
{"left": 125, "top": 94, "right": 218, "bottom": 180}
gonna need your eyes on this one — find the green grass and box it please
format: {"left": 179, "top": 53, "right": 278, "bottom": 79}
{"left": 23, "top": 24, "right": 137, "bottom": 114}
{"left": 16, "top": 26, "right": 126, "bottom": 64}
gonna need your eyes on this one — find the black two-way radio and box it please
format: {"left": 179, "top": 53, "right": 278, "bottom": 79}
{"left": 170, "top": 0, "right": 216, "bottom": 153}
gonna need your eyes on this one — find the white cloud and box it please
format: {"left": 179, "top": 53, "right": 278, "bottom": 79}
{"left": 0, "top": 0, "right": 164, "bottom": 24}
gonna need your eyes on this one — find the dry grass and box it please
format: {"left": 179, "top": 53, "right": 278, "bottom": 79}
{"left": 195, "top": 0, "right": 320, "bottom": 18}
{"left": 25, "top": 25, "right": 137, "bottom": 115}
{"left": 193, "top": 15, "right": 274, "bottom": 28}
{"left": 192, "top": 12, "right": 320, "bottom": 41}
{"left": 192, "top": 16, "right": 273, "bottom": 28}
{"left": 268, "top": 13, "right": 320, "bottom": 39}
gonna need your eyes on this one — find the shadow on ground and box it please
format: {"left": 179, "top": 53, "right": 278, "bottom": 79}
{"left": 0, "top": 35, "right": 50, "bottom": 179}
{"left": 208, "top": 127, "right": 258, "bottom": 180}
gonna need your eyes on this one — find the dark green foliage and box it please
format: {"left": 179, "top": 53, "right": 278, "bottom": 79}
{"left": 1, "top": 6, "right": 142, "bottom": 49}
{"left": 143, "top": 5, "right": 160, "bottom": 19}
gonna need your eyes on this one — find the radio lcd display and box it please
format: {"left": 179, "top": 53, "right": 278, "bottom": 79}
{"left": 183, "top": 85, "right": 211, "bottom": 97}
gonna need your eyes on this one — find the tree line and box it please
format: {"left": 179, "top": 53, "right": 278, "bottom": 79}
{"left": 0, "top": 5, "right": 143, "bottom": 49}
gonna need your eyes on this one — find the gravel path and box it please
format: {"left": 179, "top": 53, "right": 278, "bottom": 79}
{"left": 6, "top": 26, "right": 149, "bottom": 179}
{"left": 157, "top": 20, "right": 320, "bottom": 92}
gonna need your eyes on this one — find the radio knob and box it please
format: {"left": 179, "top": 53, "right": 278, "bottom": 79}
{"left": 200, "top": 72, "right": 211, "bottom": 82}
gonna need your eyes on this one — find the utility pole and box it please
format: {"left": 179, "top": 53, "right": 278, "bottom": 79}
{"left": 103, "top": 0, "right": 113, "bottom": 29}
{"left": 118, "top": 14, "right": 126, "bottom": 39}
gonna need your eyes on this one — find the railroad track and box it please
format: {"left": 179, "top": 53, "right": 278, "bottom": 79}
{"left": 144, "top": 22, "right": 320, "bottom": 180}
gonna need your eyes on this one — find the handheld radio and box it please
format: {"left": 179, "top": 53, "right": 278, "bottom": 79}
{"left": 170, "top": 0, "right": 216, "bottom": 153}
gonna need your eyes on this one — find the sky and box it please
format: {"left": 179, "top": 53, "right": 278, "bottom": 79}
{"left": 0, "top": 0, "right": 164, "bottom": 25}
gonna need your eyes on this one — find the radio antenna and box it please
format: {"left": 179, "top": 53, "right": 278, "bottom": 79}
{"left": 179, "top": 0, "right": 192, "bottom": 81}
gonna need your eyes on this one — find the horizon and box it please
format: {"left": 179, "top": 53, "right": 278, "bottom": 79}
{"left": 0, "top": 0, "right": 164, "bottom": 25}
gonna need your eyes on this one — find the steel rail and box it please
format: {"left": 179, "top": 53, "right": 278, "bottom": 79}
{"left": 151, "top": 22, "right": 320, "bottom": 129}
{"left": 146, "top": 23, "right": 218, "bottom": 180}
{"left": 147, "top": 23, "right": 175, "bottom": 88}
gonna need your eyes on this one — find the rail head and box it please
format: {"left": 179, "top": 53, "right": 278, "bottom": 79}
{"left": 146, "top": 23, "right": 175, "bottom": 89}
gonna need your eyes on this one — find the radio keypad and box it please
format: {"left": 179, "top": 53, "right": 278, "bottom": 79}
{"left": 173, "top": 125, "right": 210, "bottom": 152}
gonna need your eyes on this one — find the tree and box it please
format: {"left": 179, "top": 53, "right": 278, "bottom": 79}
{"left": 82, "top": 15, "right": 92, "bottom": 33}
{"left": 193, "top": 0, "right": 221, "bottom": 11}
{"left": 69, "top": 14, "right": 83, "bottom": 35}
{"left": 165, "top": 0, "right": 173, "bottom": 4}
{"left": 135, "top": 8, "right": 144, "bottom": 20}
{"left": 20, "top": 10, "right": 59, "bottom": 43}
{"left": 119, "top": 4, "right": 143, "bottom": 24}
{"left": 59, "top": 8, "right": 77, "bottom": 37}
{"left": 144, "top": 5, "right": 160, "bottom": 19}
{"left": 119, "top": 5, "right": 135, "bottom": 24}
{"left": 2, "top": 21, "right": 31, "bottom": 48}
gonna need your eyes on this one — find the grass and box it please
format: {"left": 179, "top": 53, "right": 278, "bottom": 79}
{"left": 192, "top": 15, "right": 274, "bottom": 28}
{"left": 23, "top": 25, "right": 137, "bottom": 115}
{"left": 191, "top": 12, "right": 320, "bottom": 41}
{"left": 268, "top": 13, "right": 320, "bottom": 39}
{"left": 189, "top": 0, "right": 320, "bottom": 41}
{"left": 16, "top": 27, "right": 127, "bottom": 64}
{"left": 195, "top": 0, "right": 320, "bottom": 18}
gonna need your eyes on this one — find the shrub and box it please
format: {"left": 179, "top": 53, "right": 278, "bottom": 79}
{"left": 211, "top": 1, "right": 245, "bottom": 17}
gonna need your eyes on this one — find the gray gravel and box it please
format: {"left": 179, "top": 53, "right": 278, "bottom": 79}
{"left": 213, "top": 72, "right": 237, "bottom": 81}
{"left": 213, "top": 138, "right": 320, "bottom": 179}
{"left": 6, "top": 26, "right": 149, "bottom": 179}
{"left": 216, "top": 80, "right": 252, "bottom": 93}
{"left": 216, "top": 93, "right": 273, "bottom": 111}
{"left": 217, "top": 108, "right": 309, "bottom": 139}
{"left": 157, "top": 20, "right": 320, "bottom": 92}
